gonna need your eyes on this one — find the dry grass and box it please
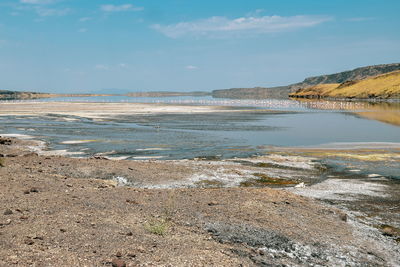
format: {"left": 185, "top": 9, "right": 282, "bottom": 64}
{"left": 145, "top": 219, "right": 169, "bottom": 236}
{"left": 290, "top": 70, "right": 400, "bottom": 99}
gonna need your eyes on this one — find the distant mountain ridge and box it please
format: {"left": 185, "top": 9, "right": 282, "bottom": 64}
{"left": 212, "top": 63, "right": 400, "bottom": 99}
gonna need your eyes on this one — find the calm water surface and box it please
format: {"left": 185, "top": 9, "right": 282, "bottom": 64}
{"left": 1, "top": 98, "right": 399, "bottom": 160}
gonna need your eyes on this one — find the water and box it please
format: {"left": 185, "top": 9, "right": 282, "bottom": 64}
{"left": 1, "top": 98, "right": 399, "bottom": 161}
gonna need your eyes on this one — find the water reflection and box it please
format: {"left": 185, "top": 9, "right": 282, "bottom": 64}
{"left": 293, "top": 99, "right": 400, "bottom": 126}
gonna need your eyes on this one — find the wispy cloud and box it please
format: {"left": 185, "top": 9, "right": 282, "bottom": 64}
{"left": 95, "top": 64, "right": 109, "bottom": 70}
{"left": 79, "top": 17, "right": 91, "bottom": 22}
{"left": 17, "top": 0, "right": 70, "bottom": 17}
{"left": 78, "top": 28, "right": 87, "bottom": 33}
{"left": 185, "top": 65, "right": 198, "bottom": 70}
{"left": 152, "top": 15, "right": 332, "bottom": 38}
{"left": 100, "top": 4, "right": 143, "bottom": 12}
{"left": 35, "top": 7, "right": 70, "bottom": 16}
{"left": 20, "top": 0, "right": 57, "bottom": 4}
{"left": 345, "top": 17, "right": 375, "bottom": 22}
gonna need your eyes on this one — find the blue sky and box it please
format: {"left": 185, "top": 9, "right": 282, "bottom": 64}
{"left": 1, "top": 0, "right": 400, "bottom": 93}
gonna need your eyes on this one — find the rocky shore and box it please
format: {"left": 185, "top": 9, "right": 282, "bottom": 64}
{"left": 1, "top": 136, "right": 399, "bottom": 266}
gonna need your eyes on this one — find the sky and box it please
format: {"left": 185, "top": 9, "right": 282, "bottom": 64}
{"left": 0, "top": 0, "right": 400, "bottom": 93}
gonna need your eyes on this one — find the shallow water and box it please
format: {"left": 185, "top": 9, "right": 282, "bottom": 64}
{"left": 1, "top": 98, "right": 399, "bottom": 163}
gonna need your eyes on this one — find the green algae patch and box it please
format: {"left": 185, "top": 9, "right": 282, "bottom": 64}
{"left": 195, "top": 179, "right": 225, "bottom": 188}
{"left": 300, "top": 151, "right": 400, "bottom": 162}
{"left": 379, "top": 224, "right": 400, "bottom": 240}
{"left": 240, "top": 173, "right": 298, "bottom": 187}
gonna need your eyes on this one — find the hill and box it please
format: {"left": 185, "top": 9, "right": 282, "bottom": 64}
{"left": 0, "top": 90, "right": 56, "bottom": 100}
{"left": 289, "top": 70, "right": 400, "bottom": 99}
{"left": 212, "top": 63, "right": 400, "bottom": 99}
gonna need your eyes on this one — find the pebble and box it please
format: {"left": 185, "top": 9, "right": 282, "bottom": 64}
{"left": 111, "top": 258, "right": 126, "bottom": 267}
{"left": 208, "top": 201, "right": 219, "bottom": 206}
{"left": 4, "top": 209, "right": 13, "bottom": 215}
{"left": 0, "top": 219, "right": 12, "bottom": 226}
{"left": 338, "top": 212, "right": 348, "bottom": 222}
{"left": 24, "top": 239, "right": 34, "bottom": 245}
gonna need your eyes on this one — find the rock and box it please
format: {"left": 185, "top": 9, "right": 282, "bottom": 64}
{"left": 136, "top": 246, "right": 145, "bottom": 253}
{"left": 208, "top": 201, "right": 218, "bottom": 206}
{"left": 338, "top": 212, "right": 347, "bottom": 222}
{"left": 127, "top": 252, "right": 136, "bottom": 258}
{"left": 115, "top": 251, "right": 122, "bottom": 257}
{"left": 30, "top": 188, "right": 39, "bottom": 193}
{"left": 24, "top": 239, "right": 34, "bottom": 245}
{"left": 0, "top": 138, "right": 12, "bottom": 145}
{"left": 0, "top": 219, "right": 12, "bottom": 226}
{"left": 126, "top": 199, "right": 138, "bottom": 204}
{"left": 294, "top": 182, "right": 305, "bottom": 188}
{"left": 4, "top": 209, "right": 13, "bottom": 215}
{"left": 23, "top": 190, "right": 30, "bottom": 195}
{"left": 126, "top": 231, "right": 133, "bottom": 236}
{"left": 111, "top": 258, "right": 126, "bottom": 267}
{"left": 60, "top": 228, "right": 67, "bottom": 233}
{"left": 381, "top": 225, "right": 400, "bottom": 237}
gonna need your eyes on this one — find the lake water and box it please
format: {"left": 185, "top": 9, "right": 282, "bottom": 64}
{"left": 1, "top": 97, "right": 399, "bottom": 161}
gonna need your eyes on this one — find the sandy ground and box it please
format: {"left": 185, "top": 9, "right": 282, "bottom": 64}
{"left": 0, "top": 102, "right": 273, "bottom": 120}
{"left": 1, "top": 137, "right": 399, "bottom": 266}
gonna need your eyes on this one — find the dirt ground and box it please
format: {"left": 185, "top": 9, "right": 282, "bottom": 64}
{"left": 0, "top": 137, "right": 397, "bottom": 266}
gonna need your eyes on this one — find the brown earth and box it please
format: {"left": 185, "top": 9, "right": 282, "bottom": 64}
{"left": 0, "top": 137, "right": 395, "bottom": 266}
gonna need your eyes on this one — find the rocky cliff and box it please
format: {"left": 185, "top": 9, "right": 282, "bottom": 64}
{"left": 212, "top": 63, "right": 400, "bottom": 99}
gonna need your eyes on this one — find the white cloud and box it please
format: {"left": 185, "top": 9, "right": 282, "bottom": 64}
{"left": 78, "top": 28, "right": 87, "bottom": 33}
{"left": 95, "top": 64, "right": 109, "bottom": 70}
{"left": 100, "top": 4, "right": 143, "bottom": 12}
{"left": 20, "top": 0, "right": 56, "bottom": 4}
{"left": 152, "top": 15, "right": 332, "bottom": 38}
{"left": 79, "top": 17, "right": 92, "bottom": 22}
{"left": 185, "top": 65, "right": 198, "bottom": 70}
{"left": 35, "top": 7, "right": 70, "bottom": 16}
{"left": 119, "top": 63, "right": 128, "bottom": 68}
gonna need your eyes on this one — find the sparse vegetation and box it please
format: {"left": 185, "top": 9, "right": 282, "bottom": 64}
{"left": 145, "top": 218, "right": 169, "bottom": 236}
{"left": 145, "top": 191, "right": 176, "bottom": 236}
{"left": 0, "top": 158, "right": 5, "bottom": 167}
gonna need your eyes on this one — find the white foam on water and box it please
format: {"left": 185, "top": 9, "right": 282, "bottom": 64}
{"left": 368, "top": 174, "right": 382, "bottom": 178}
{"left": 136, "top": 147, "right": 170, "bottom": 151}
{"left": 60, "top": 140, "right": 98, "bottom": 144}
{"left": 104, "top": 156, "right": 131, "bottom": 160}
{"left": 1, "top": 133, "right": 35, "bottom": 140}
{"left": 131, "top": 156, "right": 165, "bottom": 160}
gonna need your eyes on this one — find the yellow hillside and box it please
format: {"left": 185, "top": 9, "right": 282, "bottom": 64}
{"left": 290, "top": 70, "right": 400, "bottom": 99}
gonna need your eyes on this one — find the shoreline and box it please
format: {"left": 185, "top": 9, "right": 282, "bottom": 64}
{"left": 1, "top": 135, "right": 400, "bottom": 266}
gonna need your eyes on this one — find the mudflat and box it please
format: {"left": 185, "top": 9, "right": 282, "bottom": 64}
{"left": 0, "top": 102, "right": 271, "bottom": 120}
{"left": 1, "top": 137, "right": 399, "bottom": 266}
